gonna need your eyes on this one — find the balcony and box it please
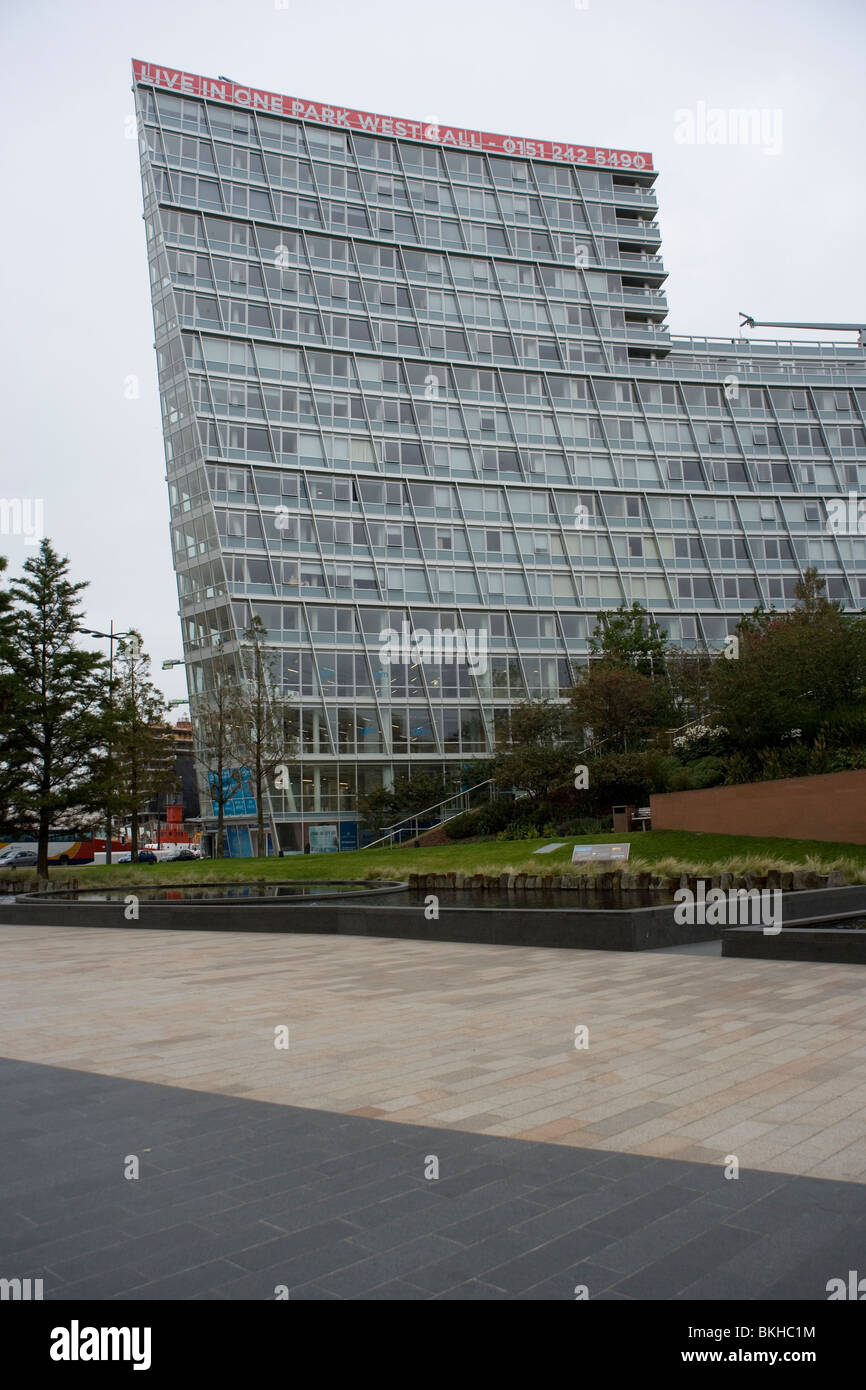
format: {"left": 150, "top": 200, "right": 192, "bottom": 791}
{"left": 611, "top": 187, "right": 659, "bottom": 212}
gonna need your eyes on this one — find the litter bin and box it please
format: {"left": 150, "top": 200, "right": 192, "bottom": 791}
{"left": 611, "top": 804, "right": 636, "bottom": 833}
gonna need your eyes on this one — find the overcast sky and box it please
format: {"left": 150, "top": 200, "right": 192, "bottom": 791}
{"left": 1, "top": 0, "right": 864, "bottom": 700}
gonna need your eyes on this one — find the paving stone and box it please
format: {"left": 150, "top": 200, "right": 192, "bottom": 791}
{"left": 314, "top": 1234, "right": 460, "bottom": 1296}
{"left": 226, "top": 1219, "right": 361, "bottom": 1272}
{"left": 582, "top": 1182, "right": 704, "bottom": 1240}
{"left": 614, "top": 1223, "right": 763, "bottom": 1299}
{"left": 471, "top": 1228, "right": 614, "bottom": 1295}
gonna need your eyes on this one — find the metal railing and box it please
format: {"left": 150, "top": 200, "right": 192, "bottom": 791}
{"left": 363, "top": 778, "right": 496, "bottom": 849}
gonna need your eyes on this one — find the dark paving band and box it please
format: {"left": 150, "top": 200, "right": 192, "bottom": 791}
{"left": 2, "top": 1057, "right": 863, "bottom": 1300}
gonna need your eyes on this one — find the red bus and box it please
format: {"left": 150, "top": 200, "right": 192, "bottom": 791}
{"left": 0, "top": 831, "right": 127, "bottom": 866}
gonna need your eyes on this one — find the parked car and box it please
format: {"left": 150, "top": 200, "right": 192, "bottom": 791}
{"left": 116, "top": 851, "right": 158, "bottom": 864}
{"left": 0, "top": 848, "right": 39, "bottom": 869}
{"left": 164, "top": 848, "right": 199, "bottom": 861}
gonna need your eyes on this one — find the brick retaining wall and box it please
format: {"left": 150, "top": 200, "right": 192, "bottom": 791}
{"left": 651, "top": 770, "right": 866, "bottom": 846}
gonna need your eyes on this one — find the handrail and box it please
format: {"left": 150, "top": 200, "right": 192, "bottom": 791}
{"left": 363, "top": 778, "right": 496, "bottom": 849}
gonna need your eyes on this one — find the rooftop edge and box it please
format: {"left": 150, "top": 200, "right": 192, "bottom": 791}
{"left": 132, "top": 59, "right": 655, "bottom": 174}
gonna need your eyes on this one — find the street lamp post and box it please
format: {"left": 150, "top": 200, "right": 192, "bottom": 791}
{"left": 89, "top": 622, "right": 133, "bottom": 865}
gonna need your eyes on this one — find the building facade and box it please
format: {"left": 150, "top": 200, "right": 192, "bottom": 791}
{"left": 134, "top": 60, "right": 866, "bottom": 853}
{"left": 139, "top": 719, "right": 201, "bottom": 846}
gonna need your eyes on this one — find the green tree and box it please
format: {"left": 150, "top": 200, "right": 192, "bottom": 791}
{"left": 7, "top": 541, "right": 108, "bottom": 876}
{"left": 568, "top": 664, "right": 667, "bottom": 754}
{"left": 109, "top": 633, "right": 179, "bottom": 860}
{"left": 587, "top": 749, "right": 677, "bottom": 806}
{"left": 491, "top": 700, "right": 578, "bottom": 799}
{"left": 664, "top": 647, "right": 714, "bottom": 735}
{"left": 356, "top": 782, "right": 395, "bottom": 832}
{"left": 0, "top": 555, "right": 22, "bottom": 835}
{"left": 589, "top": 602, "right": 669, "bottom": 676}
{"left": 708, "top": 569, "right": 866, "bottom": 752}
{"left": 358, "top": 768, "right": 459, "bottom": 832}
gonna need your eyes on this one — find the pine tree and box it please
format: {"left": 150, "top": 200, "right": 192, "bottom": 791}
{"left": 8, "top": 541, "right": 108, "bottom": 876}
{"left": 0, "top": 555, "right": 21, "bottom": 835}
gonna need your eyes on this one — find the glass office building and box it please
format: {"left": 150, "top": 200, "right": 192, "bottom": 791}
{"left": 134, "top": 61, "right": 866, "bottom": 852}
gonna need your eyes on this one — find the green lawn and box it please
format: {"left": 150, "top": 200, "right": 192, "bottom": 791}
{"left": 13, "top": 829, "right": 866, "bottom": 890}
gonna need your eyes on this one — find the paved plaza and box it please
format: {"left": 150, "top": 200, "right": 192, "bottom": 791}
{"left": 1, "top": 924, "right": 865, "bottom": 1298}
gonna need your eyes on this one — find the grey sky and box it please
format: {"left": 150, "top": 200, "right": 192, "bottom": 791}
{"left": 1, "top": 0, "right": 863, "bottom": 700}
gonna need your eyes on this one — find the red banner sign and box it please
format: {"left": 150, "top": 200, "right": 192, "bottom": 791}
{"left": 133, "top": 60, "right": 654, "bottom": 172}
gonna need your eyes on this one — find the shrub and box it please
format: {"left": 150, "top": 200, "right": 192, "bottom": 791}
{"left": 547, "top": 815, "right": 607, "bottom": 836}
{"left": 667, "top": 756, "right": 726, "bottom": 791}
{"left": 446, "top": 799, "right": 613, "bottom": 844}
{"left": 475, "top": 799, "right": 519, "bottom": 834}
{"left": 495, "top": 824, "right": 541, "bottom": 841}
{"left": 827, "top": 746, "right": 866, "bottom": 772}
{"left": 588, "top": 749, "right": 678, "bottom": 804}
{"left": 445, "top": 797, "right": 545, "bottom": 839}
{"left": 443, "top": 810, "right": 481, "bottom": 840}
{"left": 671, "top": 724, "right": 730, "bottom": 760}
{"left": 723, "top": 739, "right": 866, "bottom": 786}
{"left": 570, "top": 816, "right": 607, "bottom": 835}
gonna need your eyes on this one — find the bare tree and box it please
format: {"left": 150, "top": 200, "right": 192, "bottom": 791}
{"left": 193, "top": 641, "right": 245, "bottom": 859}
{"left": 234, "top": 618, "right": 295, "bottom": 856}
{"left": 111, "top": 633, "right": 179, "bottom": 861}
